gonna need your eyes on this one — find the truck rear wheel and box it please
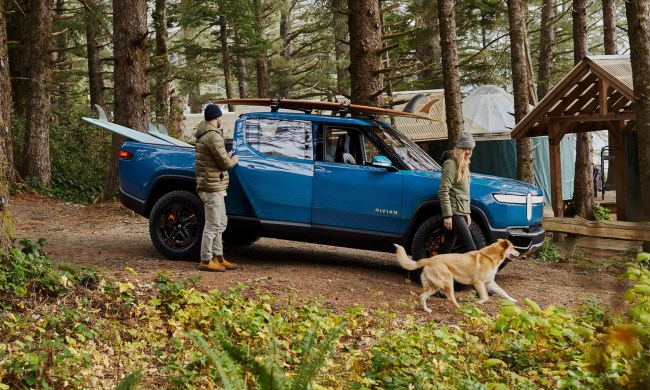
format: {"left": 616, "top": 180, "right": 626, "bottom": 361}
{"left": 411, "top": 214, "right": 487, "bottom": 260}
{"left": 149, "top": 190, "right": 204, "bottom": 260}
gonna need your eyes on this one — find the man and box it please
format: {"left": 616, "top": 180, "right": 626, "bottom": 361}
{"left": 195, "top": 103, "right": 239, "bottom": 271}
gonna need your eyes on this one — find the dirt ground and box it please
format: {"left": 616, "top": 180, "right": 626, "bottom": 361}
{"left": 10, "top": 193, "right": 635, "bottom": 323}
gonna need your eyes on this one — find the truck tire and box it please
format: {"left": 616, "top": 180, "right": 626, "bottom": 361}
{"left": 411, "top": 214, "right": 487, "bottom": 260}
{"left": 149, "top": 190, "right": 204, "bottom": 260}
{"left": 408, "top": 215, "right": 488, "bottom": 284}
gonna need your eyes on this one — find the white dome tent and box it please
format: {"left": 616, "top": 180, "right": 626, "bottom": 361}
{"left": 462, "top": 85, "right": 518, "bottom": 138}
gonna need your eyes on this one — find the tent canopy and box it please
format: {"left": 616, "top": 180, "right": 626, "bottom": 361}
{"left": 462, "top": 85, "right": 516, "bottom": 138}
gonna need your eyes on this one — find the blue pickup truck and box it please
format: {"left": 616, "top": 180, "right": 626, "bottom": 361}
{"left": 84, "top": 102, "right": 545, "bottom": 262}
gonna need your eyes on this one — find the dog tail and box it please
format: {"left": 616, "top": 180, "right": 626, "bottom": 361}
{"left": 393, "top": 244, "right": 423, "bottom": 271}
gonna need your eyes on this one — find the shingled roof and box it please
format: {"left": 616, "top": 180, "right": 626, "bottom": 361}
{"left": 511, "top": 55, "right": 638, "bottom": 220}
{"left": 512, "top": 55, "right": 635, "bottom": 139}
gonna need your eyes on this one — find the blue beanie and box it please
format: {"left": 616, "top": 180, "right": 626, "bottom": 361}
{"left": 204, "top": 104, "right": 222, "bottom": 121}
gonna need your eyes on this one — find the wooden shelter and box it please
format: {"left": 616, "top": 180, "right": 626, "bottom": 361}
{"left": 511, "top": 55, "right": 636, "bottom": 220}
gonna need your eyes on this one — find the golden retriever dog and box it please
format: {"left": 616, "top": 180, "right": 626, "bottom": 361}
{"left": 394, "top": 239, "right": 520, "bottom": 313}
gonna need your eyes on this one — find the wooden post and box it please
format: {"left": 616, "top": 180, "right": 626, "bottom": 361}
{"left": 612, "top": 121, "right": 627, "bottom": 220}
{"left": 549, "top": 121, "right": 564, "bottom": 218}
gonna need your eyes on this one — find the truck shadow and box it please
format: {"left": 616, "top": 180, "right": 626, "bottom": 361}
{"left": 226, "top": 238, "right": 403, "bottom": 273}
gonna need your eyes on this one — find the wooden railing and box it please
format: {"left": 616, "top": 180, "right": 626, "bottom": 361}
{"left": 541, "top": 217, "right": 650, "bottom": 260}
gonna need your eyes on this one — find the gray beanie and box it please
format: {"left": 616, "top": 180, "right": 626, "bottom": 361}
{"left": 455, "top": 131, "right": 476, "bottom": 149}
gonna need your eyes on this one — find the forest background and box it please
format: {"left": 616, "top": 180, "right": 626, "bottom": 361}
{"left": 1, "top": 1, "right": 650, "bottom": 388}
{"left": 0, "top": 0, "right": 649, "bottom": 236}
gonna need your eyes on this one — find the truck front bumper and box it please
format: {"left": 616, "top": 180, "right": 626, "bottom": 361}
{"left": 491, "top": 224, "right": 546, "bottom": 254}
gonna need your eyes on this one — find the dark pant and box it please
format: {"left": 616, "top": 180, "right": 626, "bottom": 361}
{"left": 440, "top": 215, "right": 477, "bottom": 254}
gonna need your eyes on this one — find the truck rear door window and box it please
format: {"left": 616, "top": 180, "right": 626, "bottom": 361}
{"left": 245, "top": 118, "right": 313, "bottom": 160}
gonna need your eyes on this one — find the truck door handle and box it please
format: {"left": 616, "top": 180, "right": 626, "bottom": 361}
{"left": 247, "top": 164, "right": 266, "bottom": 170}
{"left": 315, "top": 166, "right": 330, "bottom": 173}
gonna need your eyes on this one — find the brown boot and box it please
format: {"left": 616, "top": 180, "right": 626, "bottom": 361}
{"left": 214, "top": 255, "right": 238, "bottom": 270}
{"left": 199, "top": 259, "right": 225, "bottom": 272}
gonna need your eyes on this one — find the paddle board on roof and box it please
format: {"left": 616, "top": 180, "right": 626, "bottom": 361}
{"left": 214, "top": 98, "right": 437, "bottom": 121}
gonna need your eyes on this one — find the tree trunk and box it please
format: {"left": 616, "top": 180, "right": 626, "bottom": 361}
{"left": 220, "top": 15, "right": 234, "bottom": 107}
{"left": 348, "top": 0, "right": 383, "bottom": 106}
{"left": 84, "top": 0, "right": 106, "bottom": 111}
{"left": 254, "top": 0, "right": 270, "bottom": 98}
{"left": 1, "top": 0, "right": 15, "bottom": 251}
{"left": 508, "top": 0, "right": 534, "bottom": 184}
{"left": 278, "top": 0, "right": 293, "bottom": 98}
{"left": 234, "top": 29, "right": 249, "bottom": 98}
{"left": 414, "top": 0, "right": 440, "bottom": 88}
{"left": 626, "top": 0, "right": 650, "bottom": 245}
{"left": 572, "top": 0, "right": 595, "bottom": 218}
{"left": 537, "top": 0, "right": 555, "bottom": 100}
{"left": 153, "top": 0, "right": 170, "bottom": 126}
{"left": 603, "top": 0, "right": 617, "bottom": 188}
{"left": 22, "top": 0, "right": 53, "bottom": 185}
{"left": 255, "top": 59, "right": 270, "bottom": 98}
{"left": 104, "top": 0, "right": 151, "bottom": 201}
{"left": 189, "top": 85, "right": 202, "bottom": 113}
{"left": 437, "top": 0, "right": 463, "bottom": 147}
{"left": 332, "top": 0, "right": 349, "bottom": 96}
{"left": 168, "top": 95, "right": 183, "bottom": 139}
{"left": 603, "top": 0, "right": 617, "bottom": 55}
{"left": 7, "top": 0, "right": 28, "bottom": 117}
{"left": 52, "top": 0, "right": 70, "bottom": 106}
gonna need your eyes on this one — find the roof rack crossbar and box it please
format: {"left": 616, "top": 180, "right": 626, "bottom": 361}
{"left": 270, "top": 97, "right": 283, "bottom": 112}
{"left": 338, "top": 101, "right": 350, "bottom": 117}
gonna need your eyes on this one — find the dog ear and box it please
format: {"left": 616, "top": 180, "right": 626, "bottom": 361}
{"left": 498, "top": 239, "right": 508, "bottom": 248}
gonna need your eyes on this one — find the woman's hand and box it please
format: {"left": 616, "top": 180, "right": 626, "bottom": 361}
{"left": 444, "top": 217, "right": 452, "bottom": 230}
{"left": 466, "top": 214, "right": 472, "bottom": 226}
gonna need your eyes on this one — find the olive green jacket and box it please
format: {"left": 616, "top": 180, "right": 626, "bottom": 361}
{"left": 438, "top": 158, "right": 471, "bottom": 217}
{"left": 195, "top": 121, "right": 236, "bottom": 193}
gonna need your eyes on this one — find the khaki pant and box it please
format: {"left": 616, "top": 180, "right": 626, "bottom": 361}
{"left": 198, "top": 191, "right": 227, "bottom": 262}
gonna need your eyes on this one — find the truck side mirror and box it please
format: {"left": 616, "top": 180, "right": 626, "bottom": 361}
{"left": 372, "top": 155, "right": 398, "bottom": 172}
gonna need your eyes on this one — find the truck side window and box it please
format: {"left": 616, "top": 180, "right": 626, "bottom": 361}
{"left": 321, "top": 127, "right": 362, "bottom": 164}
{"left": 363, "top": 136, "right": 380, "bottom": 164}
{"left": 245, "top": 118, "right": 313, "bottom": 160}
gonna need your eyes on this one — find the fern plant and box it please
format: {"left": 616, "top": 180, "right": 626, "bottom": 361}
{"left": 189, "top": 319, "right": 347, "bottom": 389}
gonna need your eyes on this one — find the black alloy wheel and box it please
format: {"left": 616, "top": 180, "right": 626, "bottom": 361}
{"left": 149, "top": 191, "right": 204, "bottom": 260}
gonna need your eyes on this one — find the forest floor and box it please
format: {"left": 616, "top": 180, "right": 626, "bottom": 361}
{"left": 11, "top": 192, "right": 638, "bottom": 324}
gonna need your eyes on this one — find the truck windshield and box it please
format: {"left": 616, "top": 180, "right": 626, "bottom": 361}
{"left": 369, "top": 123, "right": 441, "bottom": 171}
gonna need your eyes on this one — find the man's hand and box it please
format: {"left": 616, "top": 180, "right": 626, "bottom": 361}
{"left": 229, "top": 151, "right": 239, "bottom": 165}
{"left": 444, "top": 217, "right": 452, "bottom": 230}
{"left": 466, "top": 214, "right": 472, "bottom": 226}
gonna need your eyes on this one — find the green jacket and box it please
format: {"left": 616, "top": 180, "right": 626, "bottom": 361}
{"left": 438, "top": 158, "right": 471, "bottom": 217}
{"left": 194, "top": 121, "right": 236, "bottom": 193}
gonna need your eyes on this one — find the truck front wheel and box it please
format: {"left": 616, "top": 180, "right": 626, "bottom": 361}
{"left": 149, "top": 190, "right": 204, "bottom": 260}
{"left": 411, "top": 215, "right": 487, "bottom": 260}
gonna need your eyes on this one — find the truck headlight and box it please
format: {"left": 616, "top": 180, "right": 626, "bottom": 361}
{"left": 493, "top": 193, "right": 544, "bottom": 221}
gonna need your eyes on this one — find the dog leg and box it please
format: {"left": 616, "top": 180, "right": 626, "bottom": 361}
{"left": 486, "top": 281, "right": 517, "bottom": 302}
{"left": 420, "top": 290, "right": 434, "bottom": 313}
{"left": 442, "top": 280, "right": 460, "bottom": 308}
{"left": 474, "top": 282, "right": 490, "bottom": 304}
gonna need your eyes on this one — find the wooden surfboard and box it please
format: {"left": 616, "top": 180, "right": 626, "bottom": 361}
{"left": 214, "top": 98, "right": 437, "bottom": 121}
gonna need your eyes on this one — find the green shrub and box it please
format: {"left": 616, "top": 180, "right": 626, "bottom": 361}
{"left": 537, "top": 238, "right": 561, "bottom": 262}
{"left": 2, "top": 246, "right": 650, "bottom": 389}
{"left": 593, "top": 203, "right": 612, "bottom": 221}
{"left": 11, "top": 102, "right": 111, "bottom": 204}
{"left": 639, "top": 252, "right": 650, "bottom": 269}
{"left": 0, "top": 239, "right": 98, "bottom": 309}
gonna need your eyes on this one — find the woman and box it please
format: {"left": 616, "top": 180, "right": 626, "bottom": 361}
{"left": 438, "top": 131, "right": 477, "bottom": 254}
